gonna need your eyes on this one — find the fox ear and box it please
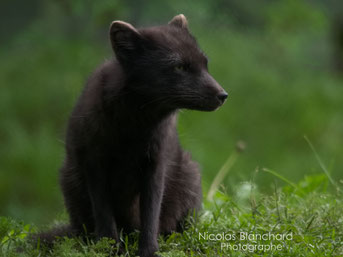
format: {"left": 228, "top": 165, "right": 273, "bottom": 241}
{"left": 109, "top": 21, "right": 143, "bottom": 61}
{"left": 168, "top": 14, "right": 188, "bottom": 29}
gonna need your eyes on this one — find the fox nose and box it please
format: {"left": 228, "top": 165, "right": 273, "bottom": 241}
{"left": 217, "top": 91, "right": 228, "bottom": 104}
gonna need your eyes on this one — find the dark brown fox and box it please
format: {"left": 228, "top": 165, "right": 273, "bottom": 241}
{"left": 39, "top": 14, "right": 227, "bottom": 257}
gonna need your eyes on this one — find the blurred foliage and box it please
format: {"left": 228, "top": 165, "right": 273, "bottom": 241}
{"left": 0, "top": 0, "right": 342, "bottom": 225}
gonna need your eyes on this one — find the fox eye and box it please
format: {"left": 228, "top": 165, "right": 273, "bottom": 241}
{"left": 175, "top": 65, "right": 184, "bottom": 72}
{"left": 174, "top": 64, "right": 189, "bottom": 72}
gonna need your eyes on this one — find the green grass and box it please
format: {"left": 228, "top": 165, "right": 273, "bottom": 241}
{"left": 1, "top": 173, "right": 342, "bottom": 257}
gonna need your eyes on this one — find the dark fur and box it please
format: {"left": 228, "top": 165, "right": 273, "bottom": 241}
{"left": 38, "top": 15, "right": 227, "bottom": 257}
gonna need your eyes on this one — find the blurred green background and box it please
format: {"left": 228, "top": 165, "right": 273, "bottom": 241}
{"left": 0, "top": 0, "right": 342, "bottom": 226}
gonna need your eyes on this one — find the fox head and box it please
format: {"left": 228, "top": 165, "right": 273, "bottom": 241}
{"left": 109, "top": 14, "right": 228, "bottom": 112}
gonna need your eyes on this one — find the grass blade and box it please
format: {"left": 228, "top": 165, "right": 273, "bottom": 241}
{"left": 262, "top": 168, "right": 302, "bottom": 194}
{"left": 207, "top": 152, "right": 238, "bottom": 201}
{"left": 304, "top": 135, "right": 337, "bottom": 188}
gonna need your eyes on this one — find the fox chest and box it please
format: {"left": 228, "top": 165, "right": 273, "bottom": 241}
{"left": 104, "top": 142, "right": 160, "bottom": 195}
